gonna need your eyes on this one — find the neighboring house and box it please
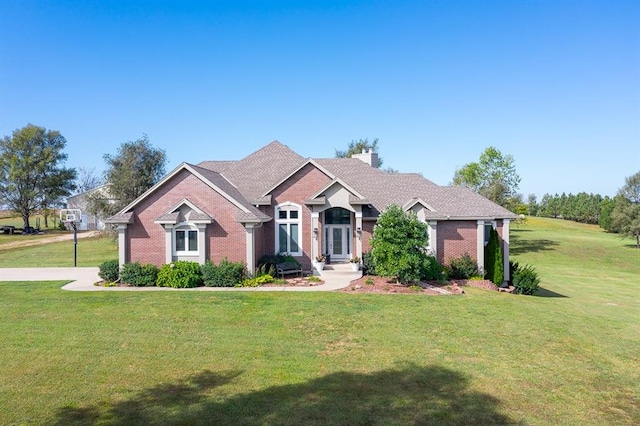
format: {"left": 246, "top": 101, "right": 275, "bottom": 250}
{"left": 106, "top": 141, "right": 517, "bottom": 280}
{"left": 66, "top": 184, "right": 113, "bottom": 231}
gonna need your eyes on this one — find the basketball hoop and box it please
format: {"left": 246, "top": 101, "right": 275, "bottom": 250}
{"left": 59, "top": 209, "right": 82, "bottom": 267}
{"left": 60, "top": 209, "right": 82, "bottom": 227}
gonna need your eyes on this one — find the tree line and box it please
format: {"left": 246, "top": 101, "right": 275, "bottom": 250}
{"left": 528, "top": 171, "right": 640, "bottom": 247}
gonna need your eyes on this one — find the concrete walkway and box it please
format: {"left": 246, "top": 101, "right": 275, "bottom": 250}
{"left": 0, "top": 263, "right": 361, "bottom": 292}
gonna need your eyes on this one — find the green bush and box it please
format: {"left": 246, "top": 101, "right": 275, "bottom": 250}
{"left": 201, "top": 259, "right": 246, "bottom": 287}
{"left": 120, "top": 262, "right": 158, "bottom": 287}
{"left": 420, "top": 255, "right": 444, "bottom": 281}
{"left": 484, "top": 228, "right": 504, "bottom": 285}
{"left": 98, "top": 259, "right": 120, "bottom": 282}
{"left": 512, "top": 264, "right": 541, "bottom": 295}
{"left": 362, "top": 251, "right": 377, "bottom": 275}
{"left": 370, "top": 204, "right": 430, "bottom": 283}
{"left": 157, "top": 261, "right": 203, "bottom": 288}
{"left": 509, "top": 260, "right": 520, "bottom": 284}
{"left": 236, "top": 274, "right": 274, "bottom": 287}
{"left": 448, "top": 253, "right": 480, "bottom": 279}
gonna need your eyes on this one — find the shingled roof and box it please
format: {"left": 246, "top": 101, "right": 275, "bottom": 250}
{"left": 198, "top": 141, "right": 516, "bottom": 220}
{"left": 199, "top": 141, "right": 305, "bottom": 203}
{"left": 111, "top": 141, "right": 515, "bottom": 224}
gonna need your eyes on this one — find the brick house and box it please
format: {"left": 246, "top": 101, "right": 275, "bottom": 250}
{"left": 106, "top": 141, "right": 517, "bottom": 280}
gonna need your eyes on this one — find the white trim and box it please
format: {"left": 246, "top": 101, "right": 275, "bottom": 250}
{"left": 403, "top": 198, "right": 436, "bottom": 213}
{"left": 476, "top": 220, "right": 485, "bottom": 273}
{"left": 503, "top": 219, "right": 511, "bottom": 283}
{"left": 164, "top": 224, "right": 173, "bottom": 263}
{"left": 173, "top": 222, "right": 200, "bottom": 257}
{"left": 274, "top": 202, "right": 303, "bottom": 256}
{"left": 245, "top": 224, "right": 257, "bottom": 276}
{"left": 427, "top": 221, "right": 438, "bottom": 258}
{"left": 117, "top": 224, "right": 127, "bottom": 268}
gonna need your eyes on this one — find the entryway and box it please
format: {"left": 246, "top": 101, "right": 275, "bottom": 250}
{"left": 325, "top": 225, "right": 351, "bottom": 261}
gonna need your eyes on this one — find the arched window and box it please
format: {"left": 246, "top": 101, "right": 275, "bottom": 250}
{"left": 275, "top": 202, "right": 302, "bottom": 256}
{"left": 173, "top": 222, "right": 199, "bottom": 256}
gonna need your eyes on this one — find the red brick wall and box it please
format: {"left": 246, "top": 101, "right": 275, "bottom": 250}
{"left": 436, "top": 220, "right": 478, "bottom": 265}
{"left": 267, "top": 164, "right": 331, "bottom": 269}
{"left": 126, "top": 169, "right": 247, "bottom": 267}
{"left": 361, "top": 221, "right": 375, "bottom": 252}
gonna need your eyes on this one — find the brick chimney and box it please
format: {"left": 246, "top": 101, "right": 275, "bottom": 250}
{"left": 352, "top": 149, "right": 379, "bottom": 168}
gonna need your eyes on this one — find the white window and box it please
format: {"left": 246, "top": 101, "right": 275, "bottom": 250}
{"left": 275, "top": 203, "right": 302, "bottom": 256}
{"left": 174, "top": 223, "right": 199, "bottom": 256}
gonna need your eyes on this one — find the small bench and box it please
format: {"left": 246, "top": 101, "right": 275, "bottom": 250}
{"left": 275, "top": 262, "right": 303, "bottom": 279}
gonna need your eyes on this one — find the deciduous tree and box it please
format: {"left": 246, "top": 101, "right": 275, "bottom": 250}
{"left": 90, "top": 135, "right": 167, "bottom": 217}
{"left": 0, "top": 124, "right": 76, "bottom": 229}
{"left": 452, "top": 147, "right": 521, "bottom": 209}
{"left": 611, "top": 171, "right": 640, "bottom": 248}
{"left": 75, "top": 167, "right": 103, "bottom": 194}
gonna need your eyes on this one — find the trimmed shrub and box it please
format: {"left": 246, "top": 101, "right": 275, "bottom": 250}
{"left": 512, "top": 264, "right": 541, "bottom": 295}
{"left": 420, "top": 255, "right": 444, "bottom": 281}
{"left": 448, "top": 253, "right": 480, "bottom": 279}
{"left": 362, "top": 251, "right": 377, "bottom": 276}
{"left": 98, "top": 260, "right": 120, "bottom": 282}
{"left": 201, "top": 259, "right": 246, "bottom": 287}
{"left": 121, "top": 262, "right": 158, "bottom": 287}
{"left": 484, "top": 228, "right": 504, "bottom": 285}
{"left": 157, "top": 261, "right": 203, "bottom": 288}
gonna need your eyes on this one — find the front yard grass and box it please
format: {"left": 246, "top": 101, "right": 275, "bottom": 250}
{"left": 0, "top": 217, "right": 638, "bottom": 424}
{"left": 0, "top": 236, "right": 117, "bottom": 267}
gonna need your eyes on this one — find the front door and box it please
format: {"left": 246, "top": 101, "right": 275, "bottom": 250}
{"left": 326, "top": 225, "right": 350, "bottom": 260}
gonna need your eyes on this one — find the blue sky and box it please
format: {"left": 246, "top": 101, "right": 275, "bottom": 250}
{"left": 1, "top": 0, "right": 638, "bottom": 199}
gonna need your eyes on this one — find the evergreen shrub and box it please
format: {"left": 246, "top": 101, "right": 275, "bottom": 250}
{"left": 512, "top": 264, "right": 541, "bottom": 295}
{"left": 98, "top": 260, "right": 120, "bottom": 282}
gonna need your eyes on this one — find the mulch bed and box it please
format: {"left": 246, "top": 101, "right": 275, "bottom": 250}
{"left": 260, "top": 276, "right": 325, "bottom": 287}
{"left": 340, "top": 275, "right": 502, "bottom": 295}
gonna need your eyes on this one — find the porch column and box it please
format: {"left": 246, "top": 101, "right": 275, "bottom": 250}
{"left": 427, "top": 221, "right": 438, "bottom": 258}
{"left": 476, "top": 220, "right": 485, "bottom": 273}
{"left": 197, "top": 224, "right": 207, "bottom": 265}
{"left": 311, "top": 212, "right": 320, "bottom": 261}
{"left": 503, "top": 219, "right": 511, "bottom": 283}
{"left": 117, "top": 224, "right": 128, "bottom": 268}
{"left": 245, "top": 224, "right": 256, "bottom": 276}
{"left": 355, "top": 211, "right": 363, "bottom": 258}
{"left": 164, "top": 224, "right": 173, "bottom": 264}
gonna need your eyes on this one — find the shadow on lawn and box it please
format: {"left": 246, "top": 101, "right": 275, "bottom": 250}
{"left": 510, "top": 231, "right": 559, "bottom": 256}
{"left": 51, "top": 365, "right": 518, "bottom": 425}
{"left": 534, "top": 286, "right": 568, "bottom": 298}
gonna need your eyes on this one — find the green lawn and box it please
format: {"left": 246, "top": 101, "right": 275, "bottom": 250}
{"left": 0, "top": 236, "right": 117, "bottom": 267}
{"left": 0, "top": 217, "right": 638, "bottom": 425}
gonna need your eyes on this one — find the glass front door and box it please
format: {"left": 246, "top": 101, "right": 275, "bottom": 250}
{"left": 325, "top": 225, "right": 350, "bottom": 260}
